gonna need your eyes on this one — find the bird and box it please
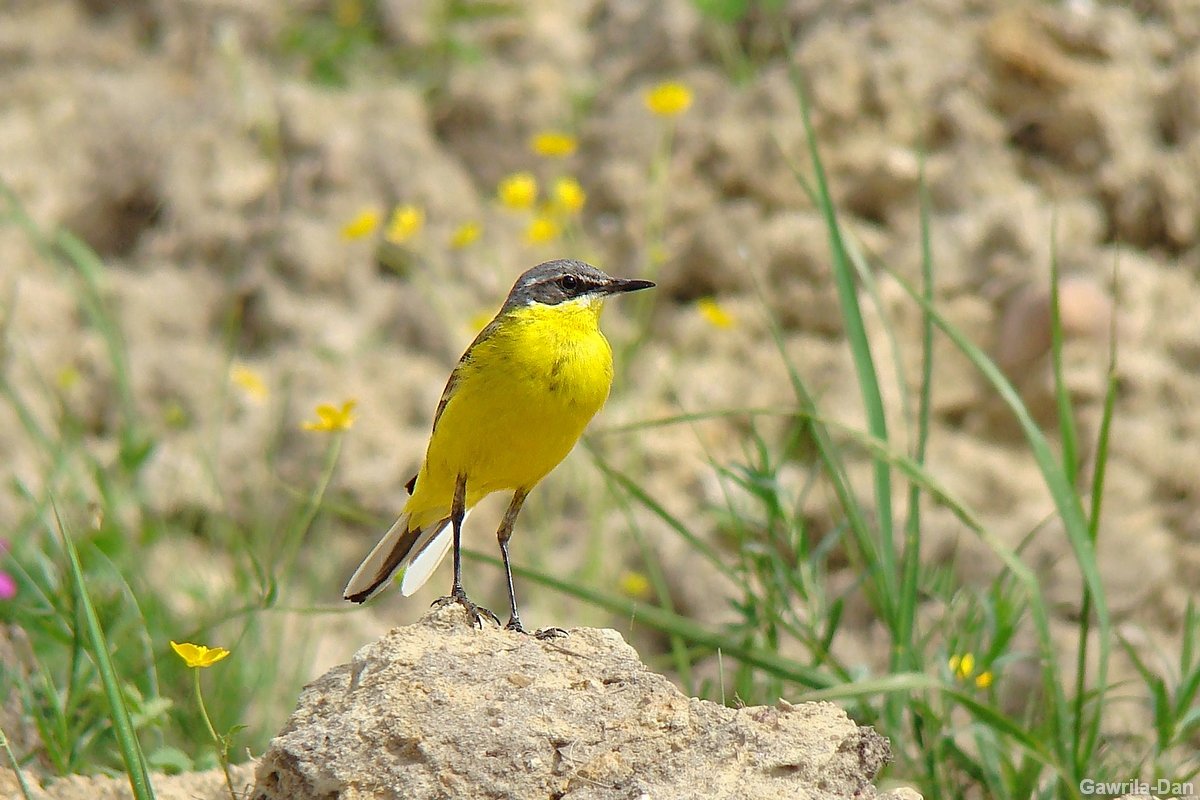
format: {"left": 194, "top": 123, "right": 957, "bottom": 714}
{"left": 343, "top": 259, "right": 654, "bottom": 635}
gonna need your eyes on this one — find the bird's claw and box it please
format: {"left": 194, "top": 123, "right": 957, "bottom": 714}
{"left": 506, "top": 618, "right": 568, "bottom": 640}
{"left": 432, "top": 591, "right": 500, "bottom": 629}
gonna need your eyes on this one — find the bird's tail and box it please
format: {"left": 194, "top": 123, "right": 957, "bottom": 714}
{"left": 342, "top": 511, "right": 463, "bottom": 603}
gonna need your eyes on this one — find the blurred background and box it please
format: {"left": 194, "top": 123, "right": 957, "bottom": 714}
{"left": 2, "top": 0, "right": 1199, "bottom": 794}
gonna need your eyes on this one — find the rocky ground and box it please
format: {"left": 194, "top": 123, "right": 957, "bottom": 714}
{"left": 0, "top": 763, "right": 257, "bottom": 800}
{"left": 253, "top": 606, "right": 898, "bottom": 800}
{"left": 2, "top": 0, "right": 1200, "bottom": 787}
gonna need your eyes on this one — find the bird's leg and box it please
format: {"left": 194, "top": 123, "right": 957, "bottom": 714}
{"left": 496, "top": 489, "right": 528, "bottom": 632}
{"left": 498, "top": 489, "right": 566, "bottom": 639}
{"left": 432, "top": 473, "right": 499, "bottom": 628}
{"left": 449, "top": 472, "right": 467, "bottom": 596}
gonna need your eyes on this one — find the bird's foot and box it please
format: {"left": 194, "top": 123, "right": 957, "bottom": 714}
{"left": 506, "top": 617, "right": 568, "bottom": 640}
{"left": 432, "top": 589, "right": 500, "bottom": 629}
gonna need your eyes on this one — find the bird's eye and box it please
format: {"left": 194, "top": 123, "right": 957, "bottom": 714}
{"left": 559, "top": 274, "right": 579, "bottom": 292}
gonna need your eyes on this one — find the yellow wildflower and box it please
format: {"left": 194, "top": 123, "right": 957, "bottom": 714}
{"left": 697, "top": 298, "right": 735, "bottom": 329}
{"left": 497, "top": 172, "right": 538, "bottom": 210}
{"left": 525, "top": 216, "right": 560, "bottom": 245}
{"left": 618, "top": 570, "right": 652, "bottom": 600}
{"left": 551, "top": 176, "right": 586, "bottom": 215}
{"left": 171, "top": 641, "right": 231, "bottom": 669}
{"left": 949, "top": 653, "right": 975, "bottom": 680}
{"left": 163, "top": 400, "right": 188, "bottom": 429}
{"left": 333, "top": 0, "right": 363, "bottom": 27}
{"left": 56, "top": 365, "right": 80, "bottom": 390}
{"left": 530, "top": 130, "right": 578, "bottom": 158}
{"left": 644, "top": 81, "right": 693, "bottom": 117}
{"left": 648, "top": 242, "right": 670, "bottom": 266}
{"left": 950, "top": 651, "right": 996, "bottom": 690}
{"left": 230, "top": 363, "right": 268, "bottom": 404}
{"left": 340, "top": 208, "right": 381, "bottom": 240}
{"left": 450, "top": 221, "right": 482, "bottom": 249}
{"left": 494, "top": 172, "right": 537, "bottom": 211}
{"left": 385, "top": 204, "right": 425, "bottom": 244}
{"left": 302, "top": 399, "right": 357, "bottom": 432}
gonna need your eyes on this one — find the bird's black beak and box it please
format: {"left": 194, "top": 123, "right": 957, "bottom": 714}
{"left": 606, "top": 277, "right": 655, "bottom": 294}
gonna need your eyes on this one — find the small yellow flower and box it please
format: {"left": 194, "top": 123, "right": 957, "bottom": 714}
{"left": 618, "top": 570, "right": 652, "bottom": 600}
{"left": 530, "top": 130, "right": 578, "bottom": 158}
{"left": 949, "top": 652, "right": 993, "bottom": 688}
{"left": 648, "top": 242, "right": 670, "bottom": 266}
{"left": 497, "top": 172, "right": 538, "bottom": 210}
{"left": 163, "top": 400, "right": 189, "bottom": 428}
{"left": 230, "top": 363, "right": 268, "bottom": 404}
{"left": 525, "top": 216, "right": 560, "bottom": 245}
{"left": 302, "top": 399, "right": 357, "bottom": 432}
{"left": 551, "top": 176, "right": 586, "bottom": 215}
{"left": 697, "top": 298, "right": 735, "bottom": 329}
{"left": 644, "top": 81, "right": 693, "bottom": 117}
{"left": 385, "top": 204, "right": 425, "bottom": 244}
{"left": 450, "top": 221, "right": 482, "bottom": 249}
{"left": 56, "top": 365, "right": 80, "bottom": 390}
{"left": 948, "top": 653, "right": 975, "bottom": 680}
{"left": 171, "top": 641, "right": 231, "bottom": 669}
{"left": 340, "top": 208, "right": 381, "bottom": 240}
{"left": 333, "top": 0, "right": 363, "bottom": 27}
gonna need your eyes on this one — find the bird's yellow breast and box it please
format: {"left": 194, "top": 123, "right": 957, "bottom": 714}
{"left": 407, "top": 296, "right": 613, "bottom": 522}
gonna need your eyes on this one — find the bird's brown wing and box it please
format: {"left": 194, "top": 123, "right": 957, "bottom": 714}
{"left": 405, "top": 314, "right": 503, "bottom": 495}
{"left": 429, "top": 314, "right": 502, "bottom": 433}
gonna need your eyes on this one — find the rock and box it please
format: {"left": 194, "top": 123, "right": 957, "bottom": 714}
{"left": 252, "top": 605, "right": 892, "bottom": 800}
{"left": 993, "top": 274, "right": 1112, "bottom": 380}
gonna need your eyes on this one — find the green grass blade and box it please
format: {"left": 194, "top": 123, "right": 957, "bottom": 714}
{"left": 885, "top": 266, "right": 1109, "bottom": 786}
{"left": 795, "top": 671, "right": 939, "bottom": 702}
{"left": 56, "top": 230, "right": 150, "bottom": 468}
{"left": 610, "top": 474, "right": 697, "bottom": 695}
{"left": 1, "top": 182, "right": 150, "bottom": 470}
{"left": 800, "top": 676, "right": 1057, "bottom": 769}
{"left": 1176, "top": 705, "right": 1200, "bottom": 740}
{"left": 750, "top": 284, "right": 891, "bottom": 618}
{"left": 897, "top": 153, "right": 936, "bottom": 674}
{"left": 1074, "top": 302, "right": 1119, "bottom": 765}
{"left": 841, "top": 225, "right": 915, "bottom": 439}
{"left": 947, "top": 690, "right": 1056, "bottom": 767}
{"left": 48, "top": 504, "right": 157, "bottom": 800}
{"left": 1175, "top": 601, "right": 1200, "bottom": 723}
{"left": 792, "top": 72, "right": 897, "bottom": 616}
{"left": 0, "top": 723, "right": 38, "bottom": 800}
{"left": 595, "top": 405, "right": 808, "bottom": 435}
{"left": 465, "top": 549, "right": 836, "bottom": 690}
{"left": 1048, "top": 226, "right": 1080, "bottom": 481}
{"left": 587, "top": 444, "right": 740, "bottom": 585}
{"left": 0, "top": 362, "right": 56, "bottom": 456}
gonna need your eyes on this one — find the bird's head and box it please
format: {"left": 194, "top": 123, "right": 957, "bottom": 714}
{"left": 503, "top": 260, "right": 654, "bottom": 312}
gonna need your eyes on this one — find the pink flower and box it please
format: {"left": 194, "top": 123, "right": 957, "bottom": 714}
{"left": 0, "top": 538, "right": 15, "bottom": 600}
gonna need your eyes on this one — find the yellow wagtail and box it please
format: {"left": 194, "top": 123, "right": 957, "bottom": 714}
{"left": 344, "top": 259, "right": 654, "bottom": 634}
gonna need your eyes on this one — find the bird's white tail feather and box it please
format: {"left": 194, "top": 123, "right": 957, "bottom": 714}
{"left": 343, "top": 511, "right": 468, "bottom": 602}
{"left": 400, "top": 518, "right": 458, "bottom": 596}
{"left": 343, "top": 514, "right": 415, "bottom": 602}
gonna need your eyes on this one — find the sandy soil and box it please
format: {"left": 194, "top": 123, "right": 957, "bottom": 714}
{"left": 3, "top": 0, "right": 1200, "bottom": 755}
